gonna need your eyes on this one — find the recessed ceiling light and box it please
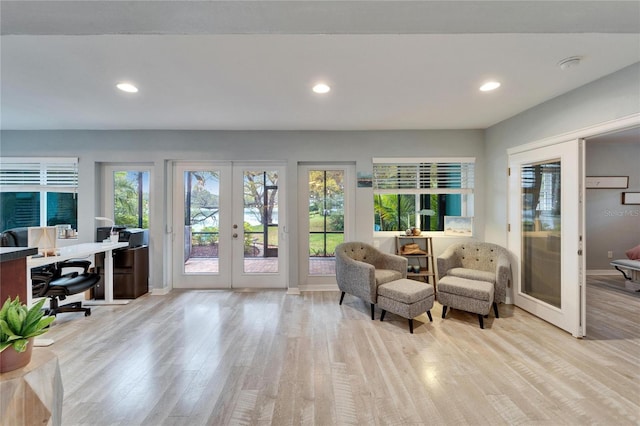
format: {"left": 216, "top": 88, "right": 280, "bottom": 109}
{"left": 116, "top": 82, "right": 139, "bottom": 93}
{"left": 479, "top": 81, "right": 501, "bottom": 92}
{"left": 312, "top": 83, "right": 331, "bottom": 94}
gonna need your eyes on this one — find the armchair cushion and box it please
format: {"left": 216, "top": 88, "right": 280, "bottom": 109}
{"left": 375, "top": 269, "right": 404, "bottom": 285}
{"left": 447, "top": 268, "right": 496, "bottom": 284}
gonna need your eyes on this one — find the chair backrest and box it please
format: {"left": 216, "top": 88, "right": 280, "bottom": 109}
{"left": 335, "top": 241, "right": 379, "bottom": 266}
{"left": 0, "top": 227, "right": 29, "bottom": 247}
{"left": 450, "top": 241, "right": 508, "bottom": 273}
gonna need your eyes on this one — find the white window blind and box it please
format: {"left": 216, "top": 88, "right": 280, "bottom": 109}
{"left": 0, "top": 158, "right": 78, "bottom": 191}
{"left": 372, "top": 157, "right": 475, "bottom": 195}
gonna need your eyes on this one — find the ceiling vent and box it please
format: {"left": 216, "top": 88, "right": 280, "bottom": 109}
{"left": 558, "top": 56, "right": 582, "bottom": 71}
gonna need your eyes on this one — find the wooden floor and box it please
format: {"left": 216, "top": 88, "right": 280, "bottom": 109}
{"left": 41, "top": 276, "right": 639, "bottom": 425}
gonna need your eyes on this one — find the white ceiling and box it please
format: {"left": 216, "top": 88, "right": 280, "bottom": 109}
{"left": 1, "top": 1, "right": 639, "bottom": 131}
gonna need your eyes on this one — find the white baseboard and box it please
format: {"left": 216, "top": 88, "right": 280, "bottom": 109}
{"left": 150, "top": 286, "right": 171, "bottom": 295}
{"left": 287, "top": 287, "right": 301, "bottom": 295}
{"left": 587, "top": 269, "right": 619, "bottom": 276}
{"left": 298, "top": 283, "right": 339, "bottom": 292}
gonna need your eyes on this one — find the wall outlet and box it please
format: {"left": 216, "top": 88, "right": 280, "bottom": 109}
{"left": 607, "top": 251, "right": 613, "bottom": 259}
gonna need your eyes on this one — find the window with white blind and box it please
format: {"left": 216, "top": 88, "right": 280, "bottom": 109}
{"left": 372, "top": 157, "right": 475, "bottom": 232}
{"left": 0, "top": 158, "right": 78, "bottom": 231}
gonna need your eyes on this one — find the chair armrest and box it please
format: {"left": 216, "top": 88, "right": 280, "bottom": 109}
{"left": 494, "top": 254, "right": 511, "bottom": 303}
{"left": 58, "top": 259, "right": 92, "bottom": 273}
{"left": 436, "top": 246, "right": 459, "bottom": 279}
{"left": 336, "top": 256, "right": 376, "bottom": 302}
{"left": 376, "top": 252, "right": 408, "bottom": 278}
{"left": 31, "top": 271, "right": 53, "bottom": 298}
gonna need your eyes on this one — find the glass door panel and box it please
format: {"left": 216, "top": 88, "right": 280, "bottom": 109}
{"left": 183, "top": 170, "right": 221, "bottom": 275}
{"left": 308, "top": 170, "right": 345, "bottom": 276}
{"left": 241, "top": 170, "right": 279, "bottom": 274}
{"left": 521, "top": 160, "right": 562, "bottom": 307}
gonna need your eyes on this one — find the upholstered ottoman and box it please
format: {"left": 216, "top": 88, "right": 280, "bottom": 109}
{"left": 377, "top": 278, "right": 435, "bottom": 333}
{"left": 438, "top": 276, "right": 498, "bottom": 329}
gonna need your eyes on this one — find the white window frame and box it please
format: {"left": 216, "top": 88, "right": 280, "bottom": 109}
{"left": 372, "top": 157, "right": 475, "bottom": 233}
{"left": 0, "top": 157, "right": 78, "bottom": 226}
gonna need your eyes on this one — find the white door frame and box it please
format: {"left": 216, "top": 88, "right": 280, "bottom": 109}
{"left": 506, "top": 113, "right": 640, "bottom": 337}
{"left": 297, "top": 163, "right": 355, "bottom": 290}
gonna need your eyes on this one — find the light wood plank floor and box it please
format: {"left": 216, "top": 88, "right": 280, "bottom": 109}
{"left": 40, "top": 276, "right": 639, "bottom": 425}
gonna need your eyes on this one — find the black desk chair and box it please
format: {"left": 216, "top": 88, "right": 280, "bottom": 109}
{"left": 0, "top": 227, "right": 100, "bottom": 317}
{"left": 31, "top": 260, "right": 100, "bottom": 316}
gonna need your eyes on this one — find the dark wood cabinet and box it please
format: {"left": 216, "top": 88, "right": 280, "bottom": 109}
{"left": 94, "top": 245, "right": 148, "bottom": 299}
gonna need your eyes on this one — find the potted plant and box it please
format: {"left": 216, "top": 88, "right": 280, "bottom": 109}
{"left": 0, "top": 297, "right": 55, "bottom": 373}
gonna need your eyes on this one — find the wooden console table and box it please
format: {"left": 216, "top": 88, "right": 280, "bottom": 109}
{"left": 0, "top": 348, "right": 63, "bottom": 426}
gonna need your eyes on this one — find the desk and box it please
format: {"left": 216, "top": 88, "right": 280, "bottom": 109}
{"left": 0, "top": 247, "right": 38, "bottom": 302}
{"left": 27, "top": 242, "right": 129, "bottom": 306}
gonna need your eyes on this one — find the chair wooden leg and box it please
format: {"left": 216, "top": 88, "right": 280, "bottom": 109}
{"left": 408, "top": 318, "right": 414, "bottom": 334}
{"left": 380, "top": 310, "right": 386, "bottom": 322}
{"left": 478, "top": 314, "right": 484, "bottom": 329}
{"left": 493, "top": 302, "right": 499, "bottom": 318}
{"left": 371, "top": 303, "right": 375, "bottom": 320}
{"left": 339, "top": 292, "right": 345, "bottom": 305}
{"left": 426, "top": 310, "right": 433, "bottom": 322}
{"left": 442, "top": 306, "right": 448, "bottom": 318}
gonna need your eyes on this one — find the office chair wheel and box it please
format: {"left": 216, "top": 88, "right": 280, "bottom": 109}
{"left": 84, "top": 310, "right": 91, "bottom": 317}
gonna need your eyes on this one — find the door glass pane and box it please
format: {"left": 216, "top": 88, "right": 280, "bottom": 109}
{"left": 243, "top": 170, "right": 278, "bottom": 273}
{"left": 521, "top": 160, "right": 561, "bottom": 308}
{"left": 308, "top": 170, "right": 345, "bottom": 275}
{"left": 113, "top": 171, "right": 149, "bottom": 228}
{"left": 184, "top": 170, "right": 220, "bottom": 274}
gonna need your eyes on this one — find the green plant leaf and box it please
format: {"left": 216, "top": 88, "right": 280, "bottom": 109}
{"left": 11, "top": 338, "right": 28, "bottom": 353}
{"left": 0, "top": 319, "right": 18, "bottom": 338}
{"left": 21, "top": 299, "right": 47, "bottom": 335}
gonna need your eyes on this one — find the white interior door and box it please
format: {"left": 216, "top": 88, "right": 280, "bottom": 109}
{"left": 172, "top": 161, "right": 286, "bottom": 289}
{"left": 508, "top": 139, "right": 586, "bottom": 337}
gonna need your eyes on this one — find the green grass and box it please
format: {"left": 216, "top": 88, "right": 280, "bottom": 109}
{"left": 309, "top": 233, "right": 343, "bottom": 256}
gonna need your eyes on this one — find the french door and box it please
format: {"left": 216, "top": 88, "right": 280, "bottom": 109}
{"left": 172, "top": 161, "right": 287, "bottom": 289}
{"left": 508, "top": 139, "right": 586, "bottom": 337}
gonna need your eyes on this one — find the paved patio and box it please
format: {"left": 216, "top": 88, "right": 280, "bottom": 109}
{"left": 184, "top": 257, "right": 336, "bottom": 275}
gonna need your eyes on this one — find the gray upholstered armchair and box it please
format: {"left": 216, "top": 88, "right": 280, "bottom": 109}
{"left": 437, "top": 241, "right": 511, "bottom": 304}
{"left": 335, "top": 242, "right": 407, "bottom": 319}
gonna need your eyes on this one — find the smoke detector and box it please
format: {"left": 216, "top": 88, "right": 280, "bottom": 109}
{"left": 558, "top": 56, "right": 582, "bottom": 71}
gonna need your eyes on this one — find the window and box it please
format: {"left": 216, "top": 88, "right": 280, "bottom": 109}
{"left": 0, "top": 158, "right": 78, "bottom": 231}
{"left": 113, "top": 171, "right": 150, "bottom": 228}
{"left": 373, "top": 158, "right": 474, "bottom": 232}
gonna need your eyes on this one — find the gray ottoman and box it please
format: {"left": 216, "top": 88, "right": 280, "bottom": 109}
{"left": 377, "top": 278, "right": 435, "bottom": 333}
{"left": 438, "top": 275, "right": 498, "bottom": 329}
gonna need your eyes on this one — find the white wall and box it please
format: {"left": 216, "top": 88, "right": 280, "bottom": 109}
{"left": 484, "top": 63, "right": 640, "bottom": 247}
{"left": 585, "top": 139, "right": 640, "bottom": 269}
{"left": 0, "top": 129, "right": 484, "bottom": 291}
